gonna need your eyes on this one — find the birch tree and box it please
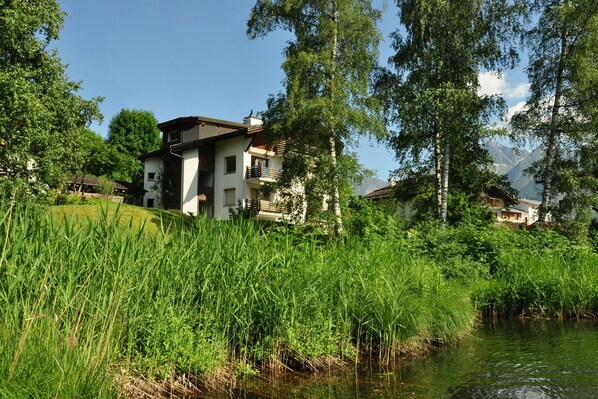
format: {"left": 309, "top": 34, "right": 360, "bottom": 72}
{"left": 511, "top": 0, "right": 598, "bottom": 231}
{"left": 377, "top": 0, "right": 522, "bottom": 228}
{"left": 248, "top": 0, "right": 385, "bottom": 235}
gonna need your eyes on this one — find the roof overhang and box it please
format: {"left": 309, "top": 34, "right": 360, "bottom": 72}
{"left": 157, "top": 116, "right": 250, "bottom": 132}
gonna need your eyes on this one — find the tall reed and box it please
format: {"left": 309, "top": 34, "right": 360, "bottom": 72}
{"left": 1, "top": 201, "right": 475, "bottom": 397}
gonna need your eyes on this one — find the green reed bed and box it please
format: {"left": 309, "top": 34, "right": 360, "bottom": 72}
{"left": 0, "top": 202, "right": 474, "bottom": 397}
{"left": 405, "top": 225, "right": 598, "bottom": 318}
{"left": 473, "top": 244, "right": 598, "bottom": 318}
{"left": 462, "top": 229, "right": 598, "bottom": 318}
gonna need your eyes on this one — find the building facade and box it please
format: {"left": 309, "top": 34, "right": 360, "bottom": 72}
{"left": 140, "top": 115, "right": 286, "bottom": 221}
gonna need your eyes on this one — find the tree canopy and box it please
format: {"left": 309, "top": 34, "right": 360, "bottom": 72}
{"left": 511, "top": 0, "right": 598, "bottom": 233}
{"left": 106, "top": 109, "right": 161, "bottom": 185}
{"left": 248, "top": 0, "right": 386, "bottom": 234}
{"left": 376, "top": 0, "right": 523, "bottom": 228}
{"left": 0, "top": 0, "right": 101, "bottom": 195}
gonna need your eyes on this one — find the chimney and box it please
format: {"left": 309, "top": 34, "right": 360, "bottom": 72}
{"left": 243, "top": 110, "right": 263, "bottom": 126}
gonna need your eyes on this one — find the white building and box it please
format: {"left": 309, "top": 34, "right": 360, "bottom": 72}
{"left": 140, "top": 115, "right": 287, "bottom": 221}
{"left": 515, "top": 198, "right": 542, "bottom": 225}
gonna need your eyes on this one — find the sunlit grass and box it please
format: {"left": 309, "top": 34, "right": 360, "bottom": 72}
{"left": 49, "top": 201, "right": 194, "bottom": 236}
{"left": 1, "top": 201, "right": 476, "bottom": 397}
{"left": 4, "top": 200, "right": 595, "bottom": 397}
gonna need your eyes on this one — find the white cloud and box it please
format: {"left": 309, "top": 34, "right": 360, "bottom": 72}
{"left": 492, "top": 101, "right": 527, "bottom": 128}
{"left": 478, "top": 71, "right": 530, "bottom": 100}
{"left": 505, "top": 101, "right": 527, "bottom": 122}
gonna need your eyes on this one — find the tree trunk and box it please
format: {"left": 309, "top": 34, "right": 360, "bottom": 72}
{"left": 539, "top": 28, "right": 567, "bottom": 229}
{"left": 440, "top": 134, "right": 450, "bottom": 229}
{"left": 434, "top": 127, "right": 442, "bottom": 219}
{"left": 328, "top": 0, "right": 343, "bottom": 236}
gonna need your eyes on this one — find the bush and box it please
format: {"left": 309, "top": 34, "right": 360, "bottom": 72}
{"left": 346, "top": 196, "right": 404, "bottom": 240}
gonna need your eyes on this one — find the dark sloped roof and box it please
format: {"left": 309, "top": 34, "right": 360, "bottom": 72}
{"left": 363, "top": 185, "right": 394, "bottom": 200}
{"left": 69, "top": 176, "right": 145, "bottom": 194}
{"left": 157, "top": 116, "right": 249, "bottom": 131}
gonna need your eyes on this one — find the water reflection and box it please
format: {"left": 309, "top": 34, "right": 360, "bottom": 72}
{"left": 202, "top": 319, "right": 598, "bottom": 399}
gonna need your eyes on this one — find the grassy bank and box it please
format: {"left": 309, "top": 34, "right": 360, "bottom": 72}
{"left": 405, "top": 225, "right": 598, "bottom": 318}
{"left": 0, "top": 202, "right": 474, "bottom": 398}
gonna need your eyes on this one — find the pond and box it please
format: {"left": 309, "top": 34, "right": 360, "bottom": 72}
{"left": 204, "top": 319, "right": 598, "bottom": 398}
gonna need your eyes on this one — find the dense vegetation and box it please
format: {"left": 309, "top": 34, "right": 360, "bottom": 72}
{"left": 1, "top": 200, "right": 596, "bottom": 397}
{"left": 1, "top": 2, "right": 597, "bottom": 396}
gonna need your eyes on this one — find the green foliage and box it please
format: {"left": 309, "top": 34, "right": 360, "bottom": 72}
{"left": 377, "top": 0, "right": 522, "bottom": 226}
{"left": 248, "top": 0, "right": 386, "bottom": 234}
{"left": 346, "top": 196, "right": 404, "bottom": 240}
{"left": 410, "top": 189, "right": 494, "bottom": 228}
{"left": 229, "top": 200, "right": 258, "bottom": 220}
{"left": 78, "top": 128, "right": 132, "bottom": 180}
{"left": 402, "top": 222, "right": 598, "bottom": 317}
{"left": 472, "top": 240, "right": 598, "bottom": 318}
{"left": 1, "top": 200, "right": 478, "bottom": 396}
{"left": 0, "top": 0, "right": 102, "bottom": 193}
{"left": 106, "top": 109, "right": 161, "bottom": 184}
{"left": 511, "top": 0, "right": 598, "bottom": 230}
{"left": 53, "top": 193, "right": 89, "bottom": 206}
{"left": 106, "top": 109, "right": 161, "bottom": 157}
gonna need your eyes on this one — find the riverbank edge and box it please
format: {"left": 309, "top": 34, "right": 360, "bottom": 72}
{"left": 115, "top": 309, "right": 598, "bottom": 398}
{"left": 115, "top": 335, "right": 466, "bottom": 398}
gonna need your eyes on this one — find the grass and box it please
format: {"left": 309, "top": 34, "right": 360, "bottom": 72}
{"left": 407, "top": 225, "right": 598, "bottom": 318}
{"left": 49, "top": 202, "right": 193, "bottom": 236}
{"left": 0, "top": 200, "right": 475, "bottom": 397}
{"left": 2, "top": 200, "right": 596, "bottom": 397}
{"left": 471, "top": 237, "right": 598, "bottom": 318}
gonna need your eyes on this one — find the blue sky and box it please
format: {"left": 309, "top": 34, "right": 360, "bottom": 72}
{"left": 56, "top": 0, "right": 530, "bottom": 180}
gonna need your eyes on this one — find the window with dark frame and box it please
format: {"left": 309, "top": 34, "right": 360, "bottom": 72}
{"left": 148, "top": 172, "right": 156, "bottom": 181}
{"left": 225, "top": 156, "right": 236, "bottom": 174}
{"left": 167, "top": 131, "right": 180, "bottom": 143}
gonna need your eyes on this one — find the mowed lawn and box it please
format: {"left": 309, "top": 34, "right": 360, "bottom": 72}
{"left": 49, "top": 201, "right": 192, "bottom": 236}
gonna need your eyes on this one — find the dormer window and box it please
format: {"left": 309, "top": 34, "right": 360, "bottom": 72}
{"left": 167, "top": 131, "right": 180, "bottom": 143}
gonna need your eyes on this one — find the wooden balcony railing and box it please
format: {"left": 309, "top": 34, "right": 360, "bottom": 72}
{"left": 244, "top": 199, "right": 283, "bottom": 214}
{"left": 246, "top": 165, "right": 282, "bottom": 180}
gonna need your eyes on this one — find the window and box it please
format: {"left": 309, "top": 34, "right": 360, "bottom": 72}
{"left": 225, "top": 156, "right": 236, "bottom": 174}
{"left": 147, "top": 198, "right": 155, "bottom": 208}
{"left": 224, "top": 188, "right": 236, "bottom": 207}
{"left": 167, "top": 131, "right": 180, "bottom": 143}
{"left": 148, "top": 172, "right": 156, "bottom": 181}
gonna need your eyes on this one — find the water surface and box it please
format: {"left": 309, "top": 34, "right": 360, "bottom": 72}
{"left": 207, "top": 319, "right": 598, "bottom": 398}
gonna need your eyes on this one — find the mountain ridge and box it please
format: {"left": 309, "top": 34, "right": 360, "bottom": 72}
{"left": 357, "top": 142, "right": 544, "bottom": 200}
{"left": 486, "top": 142, "right": 543, "bottom": 200}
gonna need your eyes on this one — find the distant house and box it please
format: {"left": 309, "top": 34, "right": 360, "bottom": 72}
{"left": 67, "top": 175, "right": 145, "bottom": 204}
{"left": 139, "top": 114, "right": 292, "bottom": 221}
{"left": 362, "top": 183, "right": 394, "bottom": 202}
{"left": 363, "top": 178, "right": 530, "bottom": 225}
{"left": 515, "top": 198, "right": 542, "bottom": 225}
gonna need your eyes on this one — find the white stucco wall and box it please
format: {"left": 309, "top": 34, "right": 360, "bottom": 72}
{"left": 214, "top": 136, "right": 246, "bottom": 220}
{"left": 517, "top": 199, "right": 541, "bottom": 224}
{"left": 181, "top": 148, "right": 199, "bottom": 215}
{"left": 143, "top": 157, "right": 163, "bottom": 208}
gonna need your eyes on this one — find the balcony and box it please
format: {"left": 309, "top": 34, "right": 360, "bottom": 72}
{"left": 244, "top": 199, "right": 283, "bottom": 221}
{"left": 246, "top": 165, "right": 282, "bottom": 184}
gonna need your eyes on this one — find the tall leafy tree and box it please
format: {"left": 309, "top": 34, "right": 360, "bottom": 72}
{"left": 511, "top": 0, "right": 598, "bottom": 232}
{"left": 0, "top": 0, "right": 101, "bottom": 195}
{"left": 106, "top": 108, "right": 161, "bottom": 184}
{"left": 377, "top": 0, "right": 522, "bottom": 228}
{"left": 78, "top": 128, "right": 131, "bottom": 180}
{"left": 247, "top": 0, "right": 385, "bottom": 235}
